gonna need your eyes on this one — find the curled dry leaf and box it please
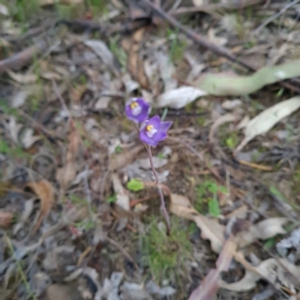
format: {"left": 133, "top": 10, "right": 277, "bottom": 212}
{"left": 234, "top": 217, "right": 288, "bottom": 247}
{"left": 56, "top": 127, "right": 80, "bottom": 190}
{"left": 189, "top": 236, "right": 236, "bottom": 300}
{"left": 111, "top": 173, "right": 130, "bottom": 231}
{"left": 111, "top": 173, "right": 130, "bottom": 212}
{"left": 84, "top": 39, "right": 119, "bottom": 76}
{"left": 7, "top": 71, "right": 37, "bottom": 84}
{"left": 0, "top": 211, "right": 13, "bottom": 227}
{"left": 0, "top": 4, "right": 9, "bottom": 16}
{"left": 110, "top": 145, "right": 144, "bottom": 171}
{"left": 235, "top": 97, "right": 300, "bottom": 153}
{"left": 122, "top": 28, "right": 149, "bottom": 89}
{"left": 170, "top": 193, "right": 224, "bottom": 253}
{"left": 26, "top": 179, "right": 55, "bottom": 233}
{"left": 170, "top": 194, "right": 291, "bottom": 253}
{"left": 219, "top": 258, "right": 300, "bottom": 292}
{"left": 209, "top": 113, "right": 240, "bottom": 143}
{"left": 155, "top": 86, "right": 207, "bottom": 109}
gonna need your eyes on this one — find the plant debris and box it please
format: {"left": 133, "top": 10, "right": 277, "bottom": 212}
{"left": 1, "top": 0, "right": 300, "bottom": 299}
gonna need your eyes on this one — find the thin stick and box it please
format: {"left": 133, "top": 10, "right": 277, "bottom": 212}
{"left": 255, "top": 0, "right": 300, "bottom": 33}
{"left": 146, "top": 144, "right": 171, "bottom": 234}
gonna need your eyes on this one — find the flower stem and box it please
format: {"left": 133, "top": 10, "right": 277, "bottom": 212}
{"left": 146, "top": 144, "right": 171, "bottom": 234}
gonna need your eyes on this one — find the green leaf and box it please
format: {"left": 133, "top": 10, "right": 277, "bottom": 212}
{"left": 107, "top": 194, "right": 117, "bottom": 203}
{"left": 263, "top": 237, "right": 276, "bottom": 250}
{"left": 126, "top": 178, "right": 144, "bottom": 192}
{"left": 158, "top": 152, "right": 166, "bottom": 159}
{"left": 269, "top": 186, "right": 285, "bottom": 200}
{"left": 115, "top": 145, "right": 123, "bottom": 153}
{"left": 208, "top": 198, "right": 220, "bottom": 217}
{"left": 0, "top": 141, "right": 9, "bottom": 153}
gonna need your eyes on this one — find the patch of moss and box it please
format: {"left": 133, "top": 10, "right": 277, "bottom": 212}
{"left": 142, "top": 216, "right": 192, "bottom": 283}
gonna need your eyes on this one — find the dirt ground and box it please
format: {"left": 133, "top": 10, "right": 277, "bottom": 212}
{"left": 0, "top": 0, "right": 300, "bottom": 299}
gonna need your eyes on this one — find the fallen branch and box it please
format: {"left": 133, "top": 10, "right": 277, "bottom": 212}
{"left": 0, "top": 40, "right": 49, "bottom": 74}
{"left": 173, "top": 0, "right": 262, "bottom": 16}
{"left": 142, "top": 0, "right": 300, "bottom": 93}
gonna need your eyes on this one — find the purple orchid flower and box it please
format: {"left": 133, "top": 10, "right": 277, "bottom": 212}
{"left": 139, "top": 115, "right": 172, "bottom": 147}
{"left": 125, "top": 98, "right": 150, "bottom": 123}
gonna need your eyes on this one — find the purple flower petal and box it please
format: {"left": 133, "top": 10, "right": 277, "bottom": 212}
{"left": 160, "top": 121, "right": 172, "bottom": 132}
{"left": 152, "top": 131, "right": 167, "bottom": 142}
{"left": 147, "top": 115, "right": 161, "bottom": 129}
{"left": 140, "top": 130, "right": 159, "bottom": 146}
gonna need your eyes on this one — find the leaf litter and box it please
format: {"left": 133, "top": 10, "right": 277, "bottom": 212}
{"left": 1, "top": 1, "right": 300, "bottom": 299}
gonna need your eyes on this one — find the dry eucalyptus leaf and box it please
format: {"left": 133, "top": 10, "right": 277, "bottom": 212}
{"left": 209, "top": 113, "right": 240, "bottom": 143}
{"left": 170, "top": 193, "right": 224, "bottom": 253}
{"left": 11, "top": 90, "right": 29, "bottom": 108}
{"left": 110, "top": 145, "right": 144, "bottom": 171}
{"left": 21, "top": 128, "right": 41, "bottom": 149}
{"left": 192, "top": 0, "right": 205, "bottom": 6}
{"left": 13, "top": 199, "right": 34, "bottom": 235}
{"left": 56, "top": 128, "right": 80, "bottom": 190}
{"left": 45, "top": 283, "right": 83, "bottom": 300}
{"left": 0, "top": 211, "right": 13, "bottom": 227}
{"left": 234, "top": 218, "right": 288, "bottom": 247}
{"left": 189, "top": 237, "right": 236, "bottom": 300}
{"left": 26, "top": 179, "right": 55, "bottom": 233}
{"left": 0, "top": 4, "right": 9, "bottom": 16}
{"left": 219, "top": 258, "right": 300, "bottom": 292}
{"left": 122, "top": 28, "right": 149, "bottom": 89}
{"left": 111, "top": 173, "right": 130, "bottom": 212}
{"left": 84, "top": 39, "right": 118, "bottom": 75}
{"left": 5, "top": 116, "right": 22, "bottom": 144}
{"left": 7, "top": 71, "right": 37, "bottom": 84}
{"left": 195, "top": 60, "right": 300, "bottom": 96}
{"left": 235, "top": 97, "right": 300, "bottom": 153}
{"left": 156, "top": 86, "right": 207, "bottom": 109}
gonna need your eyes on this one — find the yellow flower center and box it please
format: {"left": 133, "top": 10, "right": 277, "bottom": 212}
{"left": 130, "top": 102, "right": 139, "bottom": 109}
{"left": 146, "top": 125, "right": 154, "bottom": 132}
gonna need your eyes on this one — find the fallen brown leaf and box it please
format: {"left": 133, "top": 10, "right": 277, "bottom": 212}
{"left": 234, "top": 217, "right": 288, "bottom": 247}
{"left": 44, "top": 283, "right": 83, "bottom": 300}
{"left": 109, "top": 145, "right": 144, "bottom": 171}
{"left": 122, "top": 28, "right": 149, "bottom": 89}
{"left": 0, "top": 211, "right": 13, "bottom": 227}
{"left": 26, "top": 179, "right": 55, "bottom": 233}
{"left": 170, "top": 193, "right": 298, "bottom": 296}
{"left": 7, "top": 70, "right": 37, "bottom": 84}
{"left": 170, "top": 193, "right": 224, "bottom": 253}
{"left": 56, "top": 126, "right": 80, "bottom": 190}
{"left": 219, "top": 258, "right": 300, "bottom": 292}
{"left": 188, "top": 236, "right": 236, "bottom": 300}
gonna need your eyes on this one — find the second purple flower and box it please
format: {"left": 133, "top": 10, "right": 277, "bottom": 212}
{"left": 125, "top": 98, "right": 150, "bottom": 123}
{"left": 139, "top": 115, "right": 172, "bottom": 147}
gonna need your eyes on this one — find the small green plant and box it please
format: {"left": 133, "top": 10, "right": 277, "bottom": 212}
{"left": 109, "top": 35, "right": 127, "bottom": 71}
{"left": 157, "top": 152, "right": 166, "bottom": 159}
{"left": 196, "top": 179, "right": 226, "bottom": 217}
{"left": 126, "top": 178, "right": 144, "bottom": 192}
{"left": 166, "top": 28, "right": 186, "bottom": 63}
{"left": 106, "top": 194, "right": 117, "bottom": 203}
{"left": 75, "top": 220, "right": 95, "bottom": 231}
{"left": 0, "top": 141, "right": 29, "bottom": 159}
{"left": 9, "top": 0, "right": 40, "bottom": 23}
{"left": 225, "top": 132, "right": 239, "bottom": 149}
{"left": 142, "top": 216, "right": 191, "bottom": 282}
{"left": 115, "top": 145, "right": 123, "bottom": 153}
